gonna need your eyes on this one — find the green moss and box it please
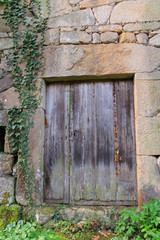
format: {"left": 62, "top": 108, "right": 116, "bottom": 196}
{"left": 0, "top": 204, "right": 21, "bottom": 228}
{"left": 0, "top": 192, "right": 10, "bottom": 204}
{"left": 36, "top": 206, "right": 57, "bottom": 216}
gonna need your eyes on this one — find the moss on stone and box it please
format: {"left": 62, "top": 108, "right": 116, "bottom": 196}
{"left": 22, "top": 206, "right": 57, "bottom": 224}
{"left": 38, "top": 206, "right": 57, "bottom": 215}
{"left": 1, "top": 192, "right": 10, "bottom": 204}
{"left": 0, "top": 204, "right": 21, "bottom": 228}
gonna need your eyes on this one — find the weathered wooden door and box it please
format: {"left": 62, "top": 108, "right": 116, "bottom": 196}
{"left": 44, "top": 80, "right": 137, "bottom": 205}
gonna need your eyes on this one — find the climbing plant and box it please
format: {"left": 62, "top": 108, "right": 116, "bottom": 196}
{"left": 1, "top": 0, "right": 49, "bottom": 205}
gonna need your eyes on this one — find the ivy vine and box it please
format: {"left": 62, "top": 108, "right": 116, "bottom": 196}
{"left": 1, "top": 0, "right": 49, "bottom": 206}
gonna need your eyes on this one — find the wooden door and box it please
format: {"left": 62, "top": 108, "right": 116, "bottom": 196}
{"left": 44, "top": 80, "right": 137, "bottom": 205}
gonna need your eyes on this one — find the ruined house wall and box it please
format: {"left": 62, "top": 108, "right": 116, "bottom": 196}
{"left": 0, "top": 0, "right": 160, "bottom": 206}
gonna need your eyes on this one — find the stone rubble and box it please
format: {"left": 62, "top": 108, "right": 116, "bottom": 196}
{"left": 119, "top": 32, "right": 136, "bottom": 43}
{"left": 101, "top": 32, "right": 119, "bottom": 43}
{"left": 136, "top": 33, "right": 148, "bottom": 45}
{"left": 149, "top": 34, "right": 160, "bottom": 47}
{"left": 60, "top": 31, "right": 92, "bottom": 44}
{"left": 92, "top": 32, "right": 101, "bottom": 43}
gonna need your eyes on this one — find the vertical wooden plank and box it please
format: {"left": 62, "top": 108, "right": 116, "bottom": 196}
{"left": 70, "top": 83, "right": 97, "bottom": 202}
{"left": 70, "top": 83, "right": 83, "bottom": 202}
{"left": 44, "top": 83, "right": 70, "bottom": 202}
{"left": 115, "top": 80, "right": 137, "bottom": 201}
{"left": 95, "top": 82, "right": 116, "bottom": 201}
{"left": 83, "top": 83, "right": 97, "bottom": 201}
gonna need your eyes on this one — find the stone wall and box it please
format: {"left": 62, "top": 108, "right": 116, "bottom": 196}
{"left": 45, "top": 0, "right": 160, "bottom": 48}
{"left": 0, "top": 0, "right": 160, "bottom": 206}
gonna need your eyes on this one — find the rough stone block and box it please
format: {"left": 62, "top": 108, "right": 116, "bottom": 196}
{"left": 92, "top": 33, "right": 101, "bottom": 44}
{"left": 0, "top": 38, "right": 13, "bottom": 51}
{"left": 135, "top": 80, "right": 160, "bottom": 117}
{"left": 14, "top": 110, "right": 45, "bottom": 206}
{"left": 123, "top": 22, "right": 160, "bottom": 32}
{"left": 28, "top": 108, "right": 45, "bottom": 205}
{"left": 107, "top": 25, "right": 122, "bottom": 34}
{"left": 60, "top": 31, "right": 91, "bottom": 44}
{"left": 0, "top": 33, "right": 8, "bottom": 38}
{"left": 0, "top": 110, "right": 7, "bottom": 126}
{"left": 0, "top": 75, "right": 13, "bottom": 93}
{"left": 0, "top": 87, "right": 20, "bottom": 109}
{"left": 34, "top": 207, "right": 56, "bottom": 224}
{"left": 111, "top": 0, "right": 160, "bottom": 24}
{"left": 119, "top": 32, "right": 136, "bottom": 43}
{"left": 44, "top": 44, "right": 160, "bottom": 78}
{"left": 0, "top": 176, "right": 15, "bottom": 204}
{"left": 15, "top": 175, "right": 28, "bottom": 206}
{"left": 80, "top": 0, "right": 120, "bottom": 9}
{"left": 101, "top": 32, "right": 119, "bottom": 43}
{"left": 136, "top": 116, "right": 160, "bottom": 155}
{"left": 93, "top": 5, "right": 113, "bottom": 25}
{"left": 0, "top": 17, "right": 10, "bottom": 32}
{"left": 137, "top": 156, "right": 160, "bottom": 202}
{"left": 136, "top": 33, "right": 148, "bottom": 45}
{"left": 59, "top": 206, "right": 109, "bottom": 222}
{"left": 50, "top": 0, "right": 72, "bottom": 17}
{"left": 149, "top": 34, "right": 160, "bottom": 47}
{"left": 0, "top": 153, "right": 14, "bottom": 175}
{"left": 86, "top": 24, "right": 122, "bottom": 33}
{"left": 44, "top": 29, "right": 59, "bottom": 45}
{"left": 48, "top": 9, "right": 95, "bottom": 28}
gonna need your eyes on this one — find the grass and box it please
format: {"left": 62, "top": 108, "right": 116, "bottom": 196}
{"left": 44, "top": 219, "right": 116, "bottom": 240}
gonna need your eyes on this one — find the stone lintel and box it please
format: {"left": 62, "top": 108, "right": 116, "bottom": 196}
{"left": 44, "top": 44, "right": 160, "bottom": 78}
